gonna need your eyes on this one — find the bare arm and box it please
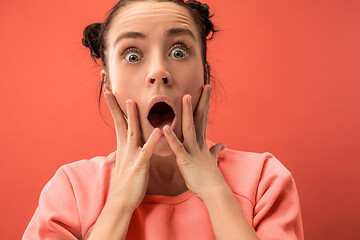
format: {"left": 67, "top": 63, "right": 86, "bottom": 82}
{"left": 85, "top": 198, "right": 134, "bottom": 240}
{"left": 84, "top": 87, "right": 161, "bottom": 239}
{"left": 162, "top": 86, "right": 259, "bottom": 239}
{"left": 203, "top": 186, "right": 259, "bottom": 240}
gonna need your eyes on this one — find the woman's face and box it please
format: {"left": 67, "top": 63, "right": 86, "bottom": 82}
{"left": 103, "top": 1, "right": 205, "bottom": 156}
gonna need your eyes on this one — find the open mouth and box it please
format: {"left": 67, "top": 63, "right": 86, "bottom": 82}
{"left": 147, "top": 101, "right": 175, "bottom": 130}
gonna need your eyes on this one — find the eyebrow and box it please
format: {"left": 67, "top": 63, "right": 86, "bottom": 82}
{"left": 113, "top": 32, "right": 146, "bottom": 47}
{"left": 167, "top": 28, "right": 196, "bottom": 40}
{"left": 113, "top": 28, "right": 196, "bottom": 47}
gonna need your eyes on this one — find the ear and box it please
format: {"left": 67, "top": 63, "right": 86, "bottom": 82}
{"left": 100, "top": 69, "right": 112, "bottom": 92}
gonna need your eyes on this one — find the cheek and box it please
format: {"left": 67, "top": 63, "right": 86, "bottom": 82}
{"left": 109, "top": 54, "right": 144, "bottom": 90}
{"left": 173, "top": 60, "right": 204, "bottom": 87}
{"left": 178, "top": 62, "right": 204, "bottom": 105}
{"left": 110, "top": 64, "right": 145, "bottom": 92}
{"left": 110, "top": 68, "right": 144, "bottom": 103}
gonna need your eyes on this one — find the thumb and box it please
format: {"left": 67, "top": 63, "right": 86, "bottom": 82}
{"left": 209, "top": 143, "right": 226, "bottom": 160}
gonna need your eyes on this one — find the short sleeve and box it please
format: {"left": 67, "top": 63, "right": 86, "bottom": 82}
{"left": 22, "top": 166, "right": 82, "bottom": 240}
{"left": 253, "top": 153, "right": 304, "bottom": 239}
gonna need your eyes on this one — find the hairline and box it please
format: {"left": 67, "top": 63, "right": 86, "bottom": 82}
{"left": 112, "top": 27, "right": 197, "bottom": 48}
{"left": 102, "top": 0, "right": 207, "bottom": 69}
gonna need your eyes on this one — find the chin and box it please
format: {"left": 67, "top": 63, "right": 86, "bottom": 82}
{"left": 152, "top": 137, "right": 174, "bottom": 157}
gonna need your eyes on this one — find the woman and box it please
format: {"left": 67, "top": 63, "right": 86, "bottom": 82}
{"left": 23, "top": 0, "right": 304, "bottom": 239}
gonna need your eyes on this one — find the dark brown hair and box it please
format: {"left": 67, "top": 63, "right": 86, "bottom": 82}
{"left": 82, "top": 0, "right": 218, "bottom": 115}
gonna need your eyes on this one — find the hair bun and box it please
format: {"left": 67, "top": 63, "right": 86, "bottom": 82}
{"left": 186, "top": 0, "right": 210, "bottom": 17}
{"left": 82, "top": 23, "right": 102, "bottom": 59}
{"left": 186, "top": 0, "right": 216, "bottom": 39}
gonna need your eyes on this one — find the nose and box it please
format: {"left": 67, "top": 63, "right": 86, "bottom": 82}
{"left": 145, "top": 59, "right": 173, "bottom": 87}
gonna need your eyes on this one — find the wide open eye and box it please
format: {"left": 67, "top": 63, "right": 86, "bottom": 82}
{"left": 125, "top": 52, "right": 141, "bottom": 63}
{"left": 171, "top": 48, "right": 187, "bottom": 59}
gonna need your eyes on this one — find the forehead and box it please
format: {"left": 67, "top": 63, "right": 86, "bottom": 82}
{"left": 107, "top": 1, "right": 200, "bottom": 45}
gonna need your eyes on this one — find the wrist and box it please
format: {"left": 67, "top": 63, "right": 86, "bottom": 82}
{"left": 86, "top": 197, "right": 135, "bottom": 240}
{"left": 104, "top": 196, "right": 136, "bottom": 216}
{"left": 200, "top": 182, "right": 233, "bottom": 204}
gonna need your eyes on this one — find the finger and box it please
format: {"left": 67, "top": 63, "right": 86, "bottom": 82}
{"left": 163, "top": 125, "right": 190, "bottom": 162}
{"left": 182, "top": 94, "right": 197, "bottom": 151}
{"left": 209, "top": 143, "right": 226, "bottom": 162}
{"left": 126, "top": 99, "right": 141, "bottom": 147}
{"left": 203, "top": 86, "right": 212, "bottom": 140}
{"left": 104, "top": 89, "right": 127, "bottom": 142}
{"left": 138, "top": 128, "right": 162, "bottom": 164}
{"left": 194, "top": 85, "right": 212, "bottom": 144}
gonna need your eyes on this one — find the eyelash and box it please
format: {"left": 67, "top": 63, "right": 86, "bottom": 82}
{"left": 173, "top": 42, "right": 192, "bottom": 53}
{"left": 172, "top": 43, "right": 192, "bottom": 57}
{"left": 121, "top": 42, "right": 191, "bottom": 63}
{"left": 121, "top": 47, "right": 140, "bottom": 58}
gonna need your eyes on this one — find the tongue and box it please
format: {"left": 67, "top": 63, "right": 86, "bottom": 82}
{"left": 148, "top": 112, "right": 174, "bottom": 129}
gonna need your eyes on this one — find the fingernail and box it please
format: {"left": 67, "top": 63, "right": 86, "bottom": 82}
{"left": 221, "top": 144, "right": 226, "bottom": 151}
{"left": 126, "top": 99, "right": 131, "bottom": 106}
{"left": 187, "top": 95, "right": 192, "bottom": 104}
{"left": 103, "top": 88, "right": 110, "bottom": 97}
{"left": 152, "top": 128, "right": 159, "bottom": 136}
{"left": 208, "top": 85, "right": 213, "bottom": 94}
{"left": 164, "top": 125, "right": 172, "bottom": 134}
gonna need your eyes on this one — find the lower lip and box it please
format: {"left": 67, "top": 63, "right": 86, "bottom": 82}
{"left": 148, "top": 116, "right": 177, "bottom": 137}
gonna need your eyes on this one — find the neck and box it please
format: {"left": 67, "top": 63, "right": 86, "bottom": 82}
{"left": 146, "top": 153, "right": 188, "bottom": 196}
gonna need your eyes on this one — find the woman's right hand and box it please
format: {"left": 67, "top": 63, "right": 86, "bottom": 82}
{"left": 104, "top": 88, "right": 161, "bottom": 212}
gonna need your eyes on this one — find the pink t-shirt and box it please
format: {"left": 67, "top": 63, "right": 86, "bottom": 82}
{"left": 23, "top": 143, "right": 304, "bottom": 239}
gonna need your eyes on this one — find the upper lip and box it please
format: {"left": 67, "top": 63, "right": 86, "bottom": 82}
{"left": 147, "top": 96, "right": 175, "bottom": 117}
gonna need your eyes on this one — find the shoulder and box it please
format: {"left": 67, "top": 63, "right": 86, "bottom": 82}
{"left": 213, "top": 143, "right": 293, "bottom": 206}
{"left": 59, "top": 151, "right": 116, "bottom": 181}
{"left": 40, "top": 152, "right": 115, "bottom": 207}
{"left": 23, "top": 153, "right": 116, "bottom": 239}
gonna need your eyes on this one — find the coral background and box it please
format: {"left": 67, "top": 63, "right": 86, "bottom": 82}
{"left": 1, "top": 0, "right": 359, "bottom": 239}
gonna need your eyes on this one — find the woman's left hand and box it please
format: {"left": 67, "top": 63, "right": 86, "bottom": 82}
{"left": 163, "top": 84, "right": 229, "bottom": 202}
